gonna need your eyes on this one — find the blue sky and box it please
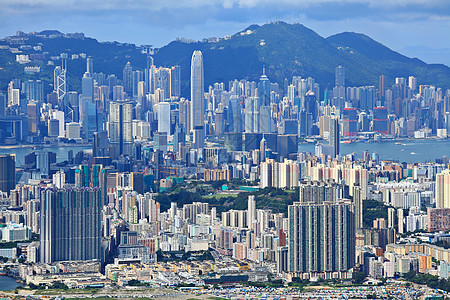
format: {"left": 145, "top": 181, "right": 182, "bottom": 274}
{"left": 1, "top": 0, "right": 450, "bottom": 64}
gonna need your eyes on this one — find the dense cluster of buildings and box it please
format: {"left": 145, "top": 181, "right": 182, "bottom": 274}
{"left": 3, "top": 30, "right": 450, "bottom": 288}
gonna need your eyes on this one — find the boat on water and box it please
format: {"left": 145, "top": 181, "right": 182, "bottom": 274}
{"left": 395, "top": 142, "right": 402, "bottom": 145}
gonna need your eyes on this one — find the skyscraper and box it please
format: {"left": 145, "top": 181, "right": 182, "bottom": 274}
{"left": 171, "top": 65, "right": 181, "bottom": 98}
{"left": 157, "top": 102, "right": 171, "bottom": 134}
{"left": 190, "top": 51, "right": 204, "bottom": 132}
{"left": 109, "top": 101, "right": 133, "bottom": 158}
{"left": 329, "top": 116, "right": 340, "bottom": 157}
{"left": 244, "top": 97, "right": 259, "bottom": 133}
{"left": 436, "top": 169, "right": 450, "bottom": 208}
{"left": 335, "top": 65, "right": 345, "bottom": 87}
{"left": 81, "top": 61, "right": 96, "bottom": 140}
{"left": 40, "top": 187, "right": 102, "bottom": 263}
{"left": 288, "top": 199, "right": 355, "bottom": 278}
{"left": 247, "top": 195, "right": 256, "bottom": 229}
{"left": 0, "top": 154, "right": 15, "bottom": 195}
{"left": 288, "top": 182, "right": 354, "bottom": 278}
{"left": 27, "top": 101, "right": 38, "bottom": 136}
{"left": 123, "top": 62, "right": 133, "bottom": 95}
{"left": 54, "top": 61, "right": 66, "bottom": 108}
{"left": 258, "top": 67, "right": 271, "bottom": 106}
{"left": 379, "top": 75, "right": 386, "bottom": 98}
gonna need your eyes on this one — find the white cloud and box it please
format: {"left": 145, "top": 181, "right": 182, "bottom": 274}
{"left": 0, "top": 0, "right": 448, "bottom": 12}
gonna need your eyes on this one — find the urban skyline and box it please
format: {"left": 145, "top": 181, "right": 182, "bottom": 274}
{"left": 2, "top": 2, "right": 450, "bottom": 298}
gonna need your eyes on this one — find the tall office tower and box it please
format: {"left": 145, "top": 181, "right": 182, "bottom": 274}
{"left": 132, "top": 70, "right": 143, "bottom": 97}
{"left": 145, "top": 56, "right": 154, "bottom": 94}
{"left": 247, "top": 195, "right": 256, "bottom": 229}
{"left": 25, "top": 80, "right": 44, "bottom": 102}
{"left": 227, "top": 96, "right": 243, "bottom": 133}
{"left": 109, "top": 101, "right": 133, "bottom": 158}
{"left": 173, "top": 124, "right": 186, "bottom": 154}
{"left": 93, "top": 130, "right": 110, "bottom": 157}
{"left": 260, "top": 137, "right": 267, "bottom": 163}
{"left": 86, "top": 57, "right": 93, "bottom": 76}
{"left": 179, "top": 98, "right": 191, "bottom": 133}
{"left": 0, "top": 155, "right": 15, "bottom": 195}
{"left": 436, "top": 169, "right": 450, "bottom": 208}
{"left": 171, "top": 66, "right": 181, "bottom": 98}
{"left": 342, "top": 107, "right": 357, "bottom": 136}
{"left": 379, "top": 75, "right": 386, "bottom": 98}
{"left": 244, "top": 97, "right": 260, "bottom": 133}
{"left": 81, "top": 71, "right": 96, "bottom": 140}
{"left": 27, "top": 101, "right": 38, "bottom": 136}
{"left": 358, "top": 86, "right": 376, "bottom": 111}
{"left": 157, "top": 102, "right": 171, "bottom": 134}
{"left": 0, "top": 93, "right": 6, "bottom": 116}
{"left": 259, "top": 106, "right": 273, "bottom": 133}
{"left": 304, "top": 90, "right": 318, "bottom": 122}
{"left": 329, "top": 116, "right": 340, "bottom": 157}
{"left": 258, "top": 67, "right": 271, "bottom": 106}
{"left": 373, "top": 107, "right": 388, "bottom": 134}
{"left": 40, "top": 187, "right": 102, "bottom": 263}
{"left": 122, "top": 62, "right": 133, "bottom": 95}
{"left": 154, "top": 67, "right": 171, "bottom": 99}
{"left": 190, "top": 51, "right": 204, "bottom": 132}
{"left": 54, "top": 61, "right": 67, "bottom": 108}
{"left": 67, "top": 91, "right": 79, "bottom": 122}
{"left": 335, "top": 65, "right": 345, "bottom": 87}
{"left": 332, "top": 66, "right": 345, "bottom": 109}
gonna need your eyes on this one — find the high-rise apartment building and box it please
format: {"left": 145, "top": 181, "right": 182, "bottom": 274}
{"left": 329, "top": 116, "right": 340, "bottom": 157}
{"left": 40, "top": 187, "right": 102, "bottom": 263}
{"left": 436, "top": 169, "right": 450, "bottom": 208}
{"left": 288, "top": 194, "right": 355, "bottom": 278}
{"left": 248, "top": 195, "right": 256, "bottom": 229}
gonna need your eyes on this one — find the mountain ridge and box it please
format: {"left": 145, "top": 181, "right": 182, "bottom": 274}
{"left": 1, "top": 22, "right": 450, "bottom": 96}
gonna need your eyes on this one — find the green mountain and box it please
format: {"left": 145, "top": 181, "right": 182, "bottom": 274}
{"left": 2, "top": 22, "right": 450, "bottom": 97}
{"left": 154, "top": 22, "right": 450, "bottom": 93}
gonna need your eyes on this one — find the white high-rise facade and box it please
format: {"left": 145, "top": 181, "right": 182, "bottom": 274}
{"left": 157, "top": 102, "right": 171, "bottom": 134}
{"left": 190, "top": 51, "right": 204, "bottom": 132}
{"left": 436, "top": 169, "right": 450, "bottom": 208}
{"left": 248, "top": 195, "right": 256, "bottom": 229}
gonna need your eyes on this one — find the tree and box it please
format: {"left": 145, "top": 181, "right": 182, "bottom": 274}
{"left": 352, "top": 271, "right": 367, "bottom": 284}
